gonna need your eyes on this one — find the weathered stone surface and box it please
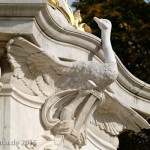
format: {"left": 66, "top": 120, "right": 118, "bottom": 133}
{"left": 0, "top": 1, "right": 149, "bottom": 150}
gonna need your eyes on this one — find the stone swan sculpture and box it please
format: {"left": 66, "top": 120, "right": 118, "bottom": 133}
{"left": 43, "top": 17, "right": 118, "bottom": 92}
{"left": 6, "top": 17, "right": 150, "bottom": 149}
{"left": 7, "top": 17, "right": 117, "bottom": 95}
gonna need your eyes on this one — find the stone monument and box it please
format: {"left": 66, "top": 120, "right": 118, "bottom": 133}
{"left": 0, "top": 0, "right": 149, "bottom": 150}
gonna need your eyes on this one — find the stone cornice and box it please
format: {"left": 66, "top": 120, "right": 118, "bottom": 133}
{"left": 36, "top": 5, "right": 100, "bottom": 51}
{"left": 0, "top": 0, "right": 46, "bottom": 16}
{"left": 0, "top": 84, "right": 45, "bottom": 109}
{"left": 117, "top": 57, "right": 150, "bottom": 100}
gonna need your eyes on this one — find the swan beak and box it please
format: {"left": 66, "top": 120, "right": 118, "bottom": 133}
{"left": 94, "top": 17, "right": 102, "bottom": 24}
{"left": 94, "top": 17, "right": 99, "bottom": 23}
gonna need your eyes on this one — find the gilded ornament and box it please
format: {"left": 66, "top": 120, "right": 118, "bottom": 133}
{"left": 47, "top": 0, "right": 91, "bottom": 32}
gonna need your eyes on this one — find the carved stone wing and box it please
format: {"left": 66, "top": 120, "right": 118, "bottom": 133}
{"left": 91, "top": 90, "right": 150, "bottom": 136}
{"left": 7, "top": 37, "right": 119, "bottom": 98}
{"left": 7, "top": 37, "right": 93, "bottom": 98}
{"left": 7, "top": 37, "right": 59, "bottom": 97}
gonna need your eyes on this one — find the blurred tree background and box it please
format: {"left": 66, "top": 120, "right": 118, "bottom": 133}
{"left": 72, "top": 0, "right": 150, "bottom": 149}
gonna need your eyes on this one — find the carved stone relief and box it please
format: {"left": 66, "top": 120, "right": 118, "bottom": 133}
{"left": 5, "top": 17, "right": 150, "bottom": 150}
{"left": 0, "top": 1, "right": 149, "bottom": 150}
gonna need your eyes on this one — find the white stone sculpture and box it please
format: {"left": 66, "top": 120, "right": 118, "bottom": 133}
{"left": 0, "top": 1, "right": 150, "bottom": 150}
{"left": 6, "top": 17, "right": 150, "bottom": 150}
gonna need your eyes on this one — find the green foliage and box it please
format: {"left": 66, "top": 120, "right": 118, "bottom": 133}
{"left": 72, "top": 0, "right": 150, "bottom": 83}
